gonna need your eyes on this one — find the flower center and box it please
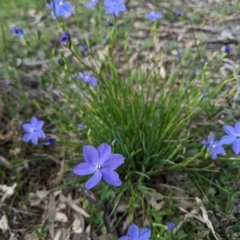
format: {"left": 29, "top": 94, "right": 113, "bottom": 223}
{"left": 95, "top": 163, "right": 101, "bottom": 169}
{"left": 29, "top": 127, "right": 36, "bottom": 133}
{"left": 237, "top": 133, "right": 240, "bottom": 139}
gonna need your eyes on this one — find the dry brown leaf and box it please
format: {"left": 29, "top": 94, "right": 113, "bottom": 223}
{"left": 0, "top": 183, "right": 16, "bottom": 203}
{"left": 60, "top": 194, "right": 90, "bottom": 218}
{"left": 0, "top": 215, "right": 9, "bottom": 233}
{"left": 53, "top": 229, "right": 62, "bottom": 240}
{"left": 55, "top": 212, "right": 68, "bottom": 223}
{"left": 149, "top": 196, "right": 165, "bottom": 211}
{"left": 24, "top": 232, "right": 38, "bottom": 240}
{"left": 48, "top": 193, "right": 56, "bottom": 239}
{"left": 0, "top": 133, "right": 12, "bottom": 145}
{"left": 72, "top": 213, "right": 85, "bottom": 235}
{"left": 129, "top": 52, "right": 138, "bottom": 68}
{"left": 122, "top": 212, "right": 133, "bottom": 234}
{"left": 29, "top": 189, "right": 49, "bottom": 206}
{"left": 9, "top": 147, "right": 21, "bottom": 156}
{"left": 159, "top": 65, "right": 166, "bottom": 79}
{"left": 0, "top": 155, "right": 11, "bottom": 168}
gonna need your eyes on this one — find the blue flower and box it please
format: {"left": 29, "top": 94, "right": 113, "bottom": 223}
{"left": 73, "top": 143, "right": 124, "bottom": 189}
{"left": 201, "top": 92, "right": 206, "bottom": 99}
{"left": 112, "top": 139, "right": 118, "bottom": 145}
{"left": 201, "top": 135, "right": 225, "bottom": 160}
{"left": 104, "top": 0, "right": 126, "bottom": 17}
{"left": 60, "top": 32, "right": 71, "bottom": 44}
{"left": 12, "top": 90, "right": 18, "bottom": 97}
{"left": 4, "top": 81, "right": 12, "bottom": 87}
{"left": 44, "top": 136, "right": 56, "bottom": 146}
{"left": 78, "top": 72, "right": 98, "bottom": 86}
{"left": 221, "top": 122, "right": 240, "bottom": 155}
{"left": 86, "top": 0, "right": 99, "bottom": 9}
{"left": 145, "top": 11, "right": 163, "bottom": 21}
{"left": 12, "top": 27, "right": 24, "bottom": 36}
{"left": 119, "top": 223, "right": 151, "bottom": 240}
{"left": 224, "top": 46, "right": 231, "bottom": 54}
{"left": 166, "top": 222, "right": 175, "bottom": 230}
{"left": 81, "top": 45, "right": 89, "bottom": 52}
{"left": 46, "top": 0, "right": 75, "bottom": 20}
{"left": 189, "top": 70, "right": 196, "bottom": 77}
{"left": 176, "top": 10, "right": 183, "bottom": 17}
{"left": 22, "top": 116, "right": 46, "bottom": 145}
{"left": 78, "top": 124, "right": 85, "bottom": 129}
{"left": 105, "top": 74, "right": 111, "bottom": 80}
{"left": 107, "top": 20, "right": 114, "bottom": 26}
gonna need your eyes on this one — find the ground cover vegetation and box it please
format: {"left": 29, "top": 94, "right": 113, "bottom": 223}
{"left": 1, "top": 0, "right": 240, "bottom": 239}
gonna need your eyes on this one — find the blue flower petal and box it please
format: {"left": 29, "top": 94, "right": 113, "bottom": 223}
{"left": 139, "top": 228, "right": 151, "bottom": 240}
{"left": 86, "top": 0, "right": 99, "bottom": 9}
{"left": 221, "top": 135, "right": 235, "bottom": 145}
{"left": 98, "top": 143, "right": 112, "bottom": 164}
{"left": 223, "top": 125, "right": 237, "bottom": 136}
{"left": 31, "top": 134, "right": 39, "bottom": 145}
{"left": 73, "top": 163, "right": 96, "bottom": 175}
{"left": 50, "top": 11, "right": 57, "bottom": 19}
{"left": 235, "top": 122, "right": 240, "bottom": 133}
{"left": 85, "top": 170, "right": 102, "bottom": 189}
{"left": 22, "top": 133, "right": 34, "bottom": 142}
{"left": 215, "top": 145, "right": 225, "bottom": 155}
{"left": 62, "top": 2, "right": 75, "bottom": 14}
{"left": 36, "top": 120, "right": 44, "bottom": 130}
{"left": 233, "top": 140, "right": 240, "bottom": 155}
{"left": 127, "top": 224, "right": 139, "bottom": 239}
{"left": 22, "top": 123, "right": 33, "bottom": 133}
{"left": 30, "top": 116, "right": 38, "bottom": 128}
{"left": 88, "top": 77, "right": 98, "bottom": 86}
{"left": 102, "top": 170, "right": 122, "bottom": 186}
{"left": 83, "top": 145, "right": 99, "bottom": 164}
{"left": 37, "top": 130, "right": 46, "bottom": 139}
{"left": 103, "top": 154, "right": 124, "bottom": 170}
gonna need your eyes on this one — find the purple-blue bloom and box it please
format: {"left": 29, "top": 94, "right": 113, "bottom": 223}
{"left": 107, "top": 20, "right": 114, "bottom": 27}
{"left": 112, "top": 139, "right": 118, "bottom": 145}
{"left": 12, "top": 27, "right": 24, "bottom": 36}
{"left": 176, "top": 10, "right": 183, "bottom": 17}
{"left": 44, "top": 136, "right": 56, "bottom": 146}
{"left": 46, "top": 0, "right": 75, "bottom": 20}
{"left": 221, "top": 122, "right": 240, "bottom": 155}
{"left": 22, "top": 116, "right": 46, "bottom": 145}
{"left": 201, "top": 135, "right": 225, "bottom": 160}
{"left": 189, "top": 70, "right": 196, "bottom": 77}
{"left": 224, "top": 46, "right": 231, "bottom": 54}
{"left": 104, "top": 0, "right": 126, "bottom": 17}
{"left": 105, "top": 74, "right": 111, "bottom": 80}
{"left": 145, "top": 11, "right": 163, "bottom": 21}
{"left": 73, "top": 143, "right": 124, "bottom": 189}
{"left": 60, "top": 32, "right": 71, "bottom": 44}
{"left": 81, "top": 45, "right": 89, "bottom": 52}
{"left": 4, "top": 81, "right": 12, "bottom": 87}
{"left": 12, "top": 90, "right": 18, "bottom": 97}
{"left": 119, "top": 223, "right": 151, "bottom": 240}
{"left": 166, "top": 222, "right": 175, "bottom": 230}
{"left": 86, "top": 0, "right": 99, "bottom": 9}
{"left": 79, "top": 72, "right": 98, "bottom": 86}
{"left": 78, "top": 124, "right": 85, "bottom": 129}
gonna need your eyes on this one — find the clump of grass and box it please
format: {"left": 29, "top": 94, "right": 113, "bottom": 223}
{"left": 1, "top": 0, "right": 240, "bottom": 239}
